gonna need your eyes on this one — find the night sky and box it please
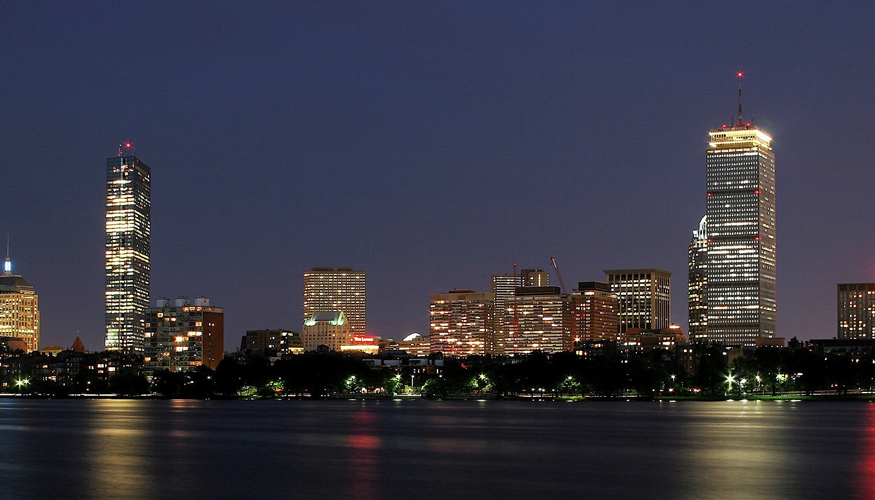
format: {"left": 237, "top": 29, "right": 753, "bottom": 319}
{"left": 3, "top": 2, "right": 875, "bottom": 351}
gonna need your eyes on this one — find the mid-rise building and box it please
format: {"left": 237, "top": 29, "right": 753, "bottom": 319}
{"left": 688, "top": 215, "right": 708, "bottom": 341}
{"left": 503, "top": 286, "right": 571, "bottom": 355}
{"left": 303, "top": 268, "right": 366, "bottom": 335}
{"left": 0, "top": 252, "right": 39, "bottom": 353}
{"left": 302, "top": 311, "right": 352, "bottom": 351}
{"left": 429, "top": 289, "right": 494, "bottom": 356}
{"left": 105, "top": 153, "right": 151, "bottom": 353}
{"left": 520, "top": 269, "right": 550, "bottom": 287}
{"left": 145, "top": 297, "right": 224, "bottom": 372}
{"left": 241, "top": 329, "right": 303, "bottom": 356}
{"left": 490, "top": 268, "right": 548, "bottom": 354}
{"left": 837, "top": 283, "right": 875, "bottom": 340}
{"left": 604, "top": 269, "right": 671, "bottom": 334}
{"left": 704, "top": 81, "right": 776, "bottom": 346}
{"left": 570, "top": 282, "right": 619, "bottom": 343}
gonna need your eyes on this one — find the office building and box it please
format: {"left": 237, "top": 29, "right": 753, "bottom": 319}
{"left": 705, "top": 82, "right": 776, "bottom": 346}
{"left": 503, "top": 286, "right": 571, "bottom": 355}
{"left": 302, "top": 311, "right": 352, "bottom": 351}
{"left": 688, "top": 215, "right": 708, "bottom": 342}
{"left": 105, "top": 153, "right": 151, "bottom": 353}
{"left": 429, "top": 289, "right": 494, "bottom": 356}
{"left": 604, "top": 269, "right": 671, "bottom": 334}
{"left": 837, "top": 283, "right": 875, "bottom": 340}
{"left": 303, "top": 268, "right": 366, "bottom": 335}
{"left": 145, "top": 297, "right": 224, "bottom": 372}
{"left": 570, "top": 282, "right": 619, "bottom": 343}
{"left": 490, "top": 268, "right": 549, "bottom": 354}
{"left": 0, "top": 252, "right": 40, "bottom": 352}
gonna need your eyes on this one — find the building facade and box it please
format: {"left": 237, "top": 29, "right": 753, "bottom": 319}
{"left": 490, "top": 269, "right": 548, "bottom": 354}
{"left": 0, "top": 255, "right": 39, "bottom": 352}
{"left": 604, "top": 269, "right": 671, "bottom": 334}
{"left": 688, "top": 215, "right": 708, "bottom": 342}
{"left": 145, "top": 297, "right": 224, "bottom": 372}
{"left": 705, "top": 116, "right": 776, "bottom": 345}
{"left": 303, "top": 268, "right": 366, "bottom": 335}
{"left": 429, "top": 289, "right": 494, "bottom": 356}
{"left": 302, "top": 311, "right": 353, "bottom": 351}
{"left": 837, "top": 283, "right": 875, "bottom": 340}
{"left": 570, "top": 282, "right": 619, "bottom": 343}
{"left": 105, "top": 154, "right": 151, "bottom": 353}
{"left": 503, "top": 286, "right": 571, "bottom": 355}
{"left": 241, "top": 329, "right": 303, "bottom": 356}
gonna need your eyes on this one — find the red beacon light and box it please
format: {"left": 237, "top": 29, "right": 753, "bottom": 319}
{"left": 737, "top": 71, "right": 744, "bottom": 79}
{"left": 754, "top": 189, "right": 760, "bottom": 195}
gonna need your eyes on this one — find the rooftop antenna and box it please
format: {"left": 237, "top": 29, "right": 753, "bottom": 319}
{"left": 118, "top": 142, "right": 134, "bottom": 157}
{"left": 736, "top": 71, "right": 744, "bottom": 126}
{"left": 4, "top": 235, "right": 11, "bottom": 274}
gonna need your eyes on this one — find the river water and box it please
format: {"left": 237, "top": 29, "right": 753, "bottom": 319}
{"left": 0, "top": 399, "right": 870, "bottom": 500}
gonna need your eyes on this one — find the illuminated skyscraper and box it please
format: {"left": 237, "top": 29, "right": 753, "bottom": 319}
{"left": 688, "top": 216, "right": 708, "bottom": 341}
{"left": 705, "top": 78, "right": 776, "bottom": 346}
{"left": 429, "top": 289, "right": 494, "bottom": 356}
{"left": 837, "top": 284, "right": 875, "bottom": 339}
{"left": 105, "top": 153, "right": 151, "bottom": 353}
{"left": 604, "top": 269, "right": 671, "bottom": 334}
{"left": 303, "top": 267, "right": 366, "bottom": 335}
{"left": 0, "top": 250, "right": 40, "bottom": 352}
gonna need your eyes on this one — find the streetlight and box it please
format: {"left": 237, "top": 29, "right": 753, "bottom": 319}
{"left": 726, "top": 375, "right": 735, "bottom": 397}
{"left": 16, "top": 378, "right": 29, "bottom": 395}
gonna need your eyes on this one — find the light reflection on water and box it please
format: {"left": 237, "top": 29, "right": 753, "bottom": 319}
{"left": 0, "top": 399, "right": 868, "bottom": 500}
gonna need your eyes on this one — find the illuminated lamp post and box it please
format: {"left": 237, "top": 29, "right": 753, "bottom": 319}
{"left": 16, "top": 378, "right": 29, "bottom": 395}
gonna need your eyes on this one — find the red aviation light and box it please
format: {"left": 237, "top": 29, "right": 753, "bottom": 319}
{"left": 755, "top": 236, "right": 761, "bottom": 241}
{"left": 754, "top": 189, "right": 760, "bottom": 195}
{"left": 722, "top": 124, "right": 727, "bottom": 128}
{"left": 706, "top": 192, "right": 712, "bottom": 197}
{"left": 125, "top": 142, "right": 132, "bottom": 148}
{"left": 737, "top": 71, "right": 744, "bottom": 79}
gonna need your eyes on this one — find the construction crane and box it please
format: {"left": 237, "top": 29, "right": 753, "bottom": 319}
{"left": 550, "top": 256, "right": 568, "bottom": 295}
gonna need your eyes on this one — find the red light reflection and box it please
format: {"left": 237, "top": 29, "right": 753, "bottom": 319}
{"left": 858, "top": 404, "right": 875, "bottom": 496}
{"left": 345, "top": 409, "right": 380, "bottom": 500}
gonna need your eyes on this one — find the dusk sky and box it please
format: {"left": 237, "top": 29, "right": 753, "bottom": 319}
{"left": 3, "top": 2, "right": 875, "bottom": 351}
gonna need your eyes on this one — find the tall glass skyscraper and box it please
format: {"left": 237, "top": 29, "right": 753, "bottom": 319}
{"left": 105, "top": 154, "right": 151, "bottom": 353}
{"left": 705, "top": 109, "right": 776, "bottom": 345}
{"left": 688, "top": 215, "right": 708, "bottom": 341}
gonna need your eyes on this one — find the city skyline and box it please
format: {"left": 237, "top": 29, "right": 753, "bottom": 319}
{"left": 4, "top": 3, "right": 875, "bottom": 351}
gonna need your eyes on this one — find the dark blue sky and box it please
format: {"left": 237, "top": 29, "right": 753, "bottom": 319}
{"left": 3, "top": 2, "right": 875, "bottom": 351}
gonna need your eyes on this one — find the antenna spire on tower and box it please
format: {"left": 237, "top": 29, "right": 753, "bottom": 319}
{"left": 736, "top": 71, "right": 744, "bottom": 126}
{"left": 4, "top": 234, "right": 11, "bottom": 274}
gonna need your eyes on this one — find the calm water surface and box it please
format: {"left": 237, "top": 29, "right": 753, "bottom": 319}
{"left": 0, "top": 399, "right": 871, "bottom": 500}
